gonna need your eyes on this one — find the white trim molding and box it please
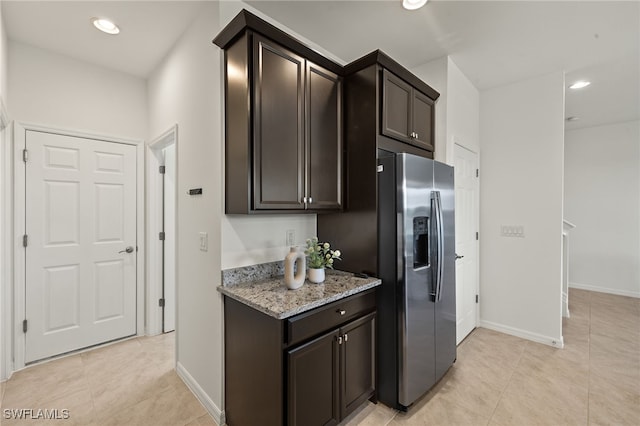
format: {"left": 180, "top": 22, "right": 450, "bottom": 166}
{"left": 0, "top": 97, "right": 8, "bottom": 131}
{"left": 569, "top": 282, "right": 640, "bottom": 299}
{"left": 479, "top": 320, "right": 564, "bottom": 349}
{"left": 10, "top": 122, "right": 145, "bottom": 372}
{"left": 177, "top": 362, "right": 225, "bottom": 426}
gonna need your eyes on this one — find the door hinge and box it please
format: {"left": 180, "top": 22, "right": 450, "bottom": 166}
{"left": 159, "top": 165, "right": 166, "bottom": 174}
{"left": 22, "top": 149, "right": 28, "bottom": 163}
{"left": 476, "top": 232, "right": 479, "bottom": 240}
{"left": 159, "top": 232, "right": 165, "bottom": 241}
{"left": 159, "top": 298, "right": 165, "bottom": 308}
{"left": 22, "top": 319, "right": 28, "bottom": 333}
{"left": 476, "top": 168, "right": 479, "bottom": 178}
{"left": 23, "top": 234, "right": 28, "bottom": 247}
{"left": 476, "top": 294, "right": 479, "bottom": 304}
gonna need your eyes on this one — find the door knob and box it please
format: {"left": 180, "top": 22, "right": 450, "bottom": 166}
{"left": 119, "top": 246, "right": 134, "bottom": 254}
{"left": 455, "top": 253, "right": 464, "bottom": 260}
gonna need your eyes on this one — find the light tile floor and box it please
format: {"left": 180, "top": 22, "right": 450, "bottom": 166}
{"left": 1, "top": 289, "right": 638, "bottom": 425}
{"left": 343, "top": 289, "right": 640, "bottom": 426}
{"left": 0, "top": 332, "right": 215, "bottom": 425}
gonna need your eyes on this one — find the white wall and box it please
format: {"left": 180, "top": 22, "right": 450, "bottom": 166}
{"left": 446, "top": 59, "right": 480, "bottom": 158}
{"left": 0, "top": 6, "right": 7, "bottom": 101}
{"left": 146, "top": 2, "right": 223, "bottom": 421}
{"left": 8, "top": 41, "right": 146, "bottom": 140}
{"left": 479, "top": 72, "right": 565, "bottom": 347}
{"left": 0, "top": 5, "right": 8, "bottom": 381}
{"left": 565, "top": 121, "right": 640, "bottom": 297}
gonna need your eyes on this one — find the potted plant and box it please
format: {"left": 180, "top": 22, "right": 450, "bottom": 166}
{"left": 304, "top": 237, "right": 341, "bottom": 283}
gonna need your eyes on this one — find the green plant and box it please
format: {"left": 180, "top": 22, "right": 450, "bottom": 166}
{"left": 305, "top": 237, "right": 341, "bottom": 269}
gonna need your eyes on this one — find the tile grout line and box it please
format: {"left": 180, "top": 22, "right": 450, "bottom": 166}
{"left": 78, "top": 354, "right": 99, "bottom": 425}
{"left": 485, "top": 339, "right": 528, "bottom": 425}
{"left": 383, "top": 408, "right": 400, "bottom": 425}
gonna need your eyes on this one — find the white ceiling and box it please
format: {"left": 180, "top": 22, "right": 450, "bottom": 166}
{"left": 3, "top": 1, "right": 639, "bottom": 130}
{"left": 3, "top": 1, "right": 206, "bottom": 77}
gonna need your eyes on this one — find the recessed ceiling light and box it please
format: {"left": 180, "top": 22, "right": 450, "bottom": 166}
{"left": 565, "top": 116, "right": 580, "bottom": 122}
{"left": 569, "top": 81, "right": 590, "bottom": 90}
{"left": 91, "top": 17, "right": 120, "bottom": 35}
{"left": 402, "top": 0, "right": 428, "bottom": 11}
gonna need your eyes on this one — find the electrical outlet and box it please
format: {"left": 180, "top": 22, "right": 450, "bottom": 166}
{"left": 286, "top": 229, "right": 296, "bottom": 246}
{"left": 199, "top": 232, "right": 208, "bottom": 251}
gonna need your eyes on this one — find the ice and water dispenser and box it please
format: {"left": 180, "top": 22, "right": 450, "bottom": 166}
{"left": 413, "top": 216, "right": 429, "bottom": 269}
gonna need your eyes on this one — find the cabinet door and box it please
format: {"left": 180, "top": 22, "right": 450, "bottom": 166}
{"left": 411, "top": 90, "right": 434, "bottom": 151}
{"left": 306, "top": 62, "right": 343, "bottom": 210}
{"left": 253, "top": 36, "right": 305, "bottom": 210}
{"left": 382, "top": 69, "right": 412, "bottom": 143}
{"left": 340, "top": 312, "right": 376, "bottom": 419}
{"left": 287, "top": 330, "right": 340, "bottom": 426}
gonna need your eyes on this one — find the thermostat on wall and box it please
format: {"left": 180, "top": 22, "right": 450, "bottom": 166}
{"left": 188, "top": 188, "right": 203, "bottom": 195}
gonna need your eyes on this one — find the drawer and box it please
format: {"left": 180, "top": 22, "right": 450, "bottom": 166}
{"left": 286, "top": 289, "right": 376, "bottom": 347}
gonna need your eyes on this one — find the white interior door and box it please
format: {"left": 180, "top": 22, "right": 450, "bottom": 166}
{"left": 162, "top": 144, "right": 176, "bottom": 333}
{"left": 454, "top": 144, "right": 479, "bottom": 344}
{"left": 25, "top": 130, "right": 137, "bottom": 362}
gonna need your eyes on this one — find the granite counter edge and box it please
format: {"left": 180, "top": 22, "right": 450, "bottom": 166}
{"left": 217, "top": 279, "right": 381, "bottom": 320}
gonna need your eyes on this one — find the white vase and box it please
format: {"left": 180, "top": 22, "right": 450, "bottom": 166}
{"left": 308, "top": 267, "right": 325, "bottom": 284}
{"left": 284, "top": 247, "right": 306, "bottom": 290}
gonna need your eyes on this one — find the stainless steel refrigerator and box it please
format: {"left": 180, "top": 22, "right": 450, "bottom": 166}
{"left": 377, "top": 151, "right": 457, "bottom": 409}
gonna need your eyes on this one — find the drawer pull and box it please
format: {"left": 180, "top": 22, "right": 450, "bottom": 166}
{"left": 337, "top": 309, "right": 346, "bottom": 316}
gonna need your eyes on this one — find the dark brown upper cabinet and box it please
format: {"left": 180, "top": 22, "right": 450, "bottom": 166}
{"left": 306, "top": 63, "right": 343, "bottom": 210}
{"left": 382, "top": 69, "right": 434, "bottom": 152}
{"left": 253, "top": 36, "right": 306, "bottom": 210}
{"left": 215, "top": 12, "right": 342, "bottom": 214}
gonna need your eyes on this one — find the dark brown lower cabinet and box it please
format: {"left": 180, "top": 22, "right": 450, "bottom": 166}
{"left": 287, "top": 330, "right": 340, "bottom": 426}
{"left": 224, "top": 290, "right": 377, "bottom": 426}
{"left": 287, "top": 313, "right": 376, "bottom": 426}
{"left": 341, "top": 313, "right": 376, "bottom": 417}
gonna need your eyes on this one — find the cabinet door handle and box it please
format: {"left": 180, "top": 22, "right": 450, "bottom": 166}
{"left": 337, "top": 309, "right": 346, "bottom": 316}
{"left": 308, "top": 197, "right": 313, "bottom": 204}
{"left": 415, "top": 132, "right": 419, "bottom": 139}
{"left": 302, "top": 197, "right": 307, "bottom": 203}
{"left": 337, "top": 336, "right": 343, "bottom": 345}
{"left": 344, "top": 333, "right": 348, "bottom": 342}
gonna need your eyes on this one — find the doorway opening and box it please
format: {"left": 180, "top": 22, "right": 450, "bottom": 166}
{"left": 453, "top": 143, "right": 479, "bottom": 344}
{"left": 147, "top": 126, "right": 177, "bottom": 335}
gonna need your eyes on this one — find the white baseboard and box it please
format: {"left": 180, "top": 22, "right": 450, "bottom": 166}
{"left": 479, "top": 320, "right": 564, "bottom": 349}
{"left": 569, "top": 282, "right": 640, "bottom": 299}
{"left": 176, "top": 362, "right": 226, "bottom": 426}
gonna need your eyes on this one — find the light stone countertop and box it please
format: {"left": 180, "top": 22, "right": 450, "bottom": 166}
{"left": 217, "top": 270, "right": 381, "bottom": 319}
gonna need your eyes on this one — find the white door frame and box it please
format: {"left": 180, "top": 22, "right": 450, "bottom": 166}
{"left": 454, "top": 142, "right": 481, "bottom": 336}
{"left": 1, "top": 99, "right": 12, "bottom": 381}
{"left": 146, "top": 125, "right": 177, "bottom": 336}
{"left": 11, "top": 122, "right": 145, "bottom": 372}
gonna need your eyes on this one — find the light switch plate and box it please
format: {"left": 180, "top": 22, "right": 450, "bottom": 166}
{"left": 501, "top": 225, "right": 525, "bottom": 238}
{"left": 199, "top": 232, "right": 208, "bottom": 251}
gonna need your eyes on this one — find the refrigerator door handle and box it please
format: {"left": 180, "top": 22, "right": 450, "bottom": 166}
{"left": 433, "top": 190, "right": 444, "bottom": 302}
